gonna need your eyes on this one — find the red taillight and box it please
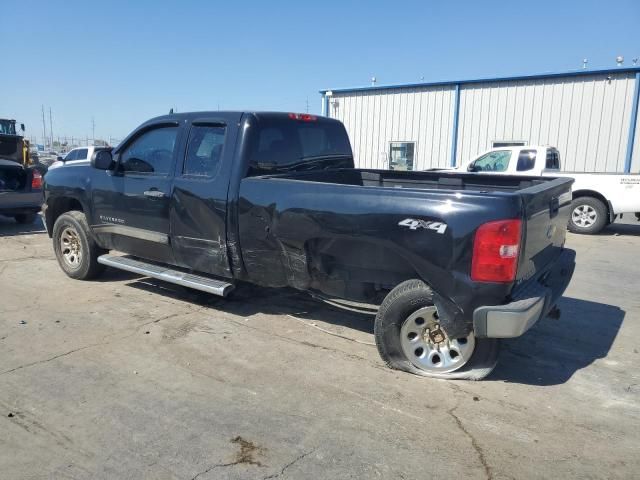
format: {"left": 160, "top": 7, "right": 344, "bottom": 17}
{"left": 288, "top": 113, "right": 317, "bottom": 122}
{"left": 471, "top": 219, "right": 522, "bottom": 283}
{"left": 31, "top": 170, "right": 43, "bottom": 190}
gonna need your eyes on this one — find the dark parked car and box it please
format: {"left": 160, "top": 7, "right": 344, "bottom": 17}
{"left": 0, "top": 119, "right": 44, "bottom": 224}
{"left": 43, "top": 112, "right": 575, "bottom": 380}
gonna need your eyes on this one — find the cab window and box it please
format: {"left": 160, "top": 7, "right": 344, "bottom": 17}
{"left": 120, "top": 126, "right": 178, "bottom": 174}
{"left": 516, "top": 149, "right": 537, "bottom": 171}
{"left": 469, "top": 150, "right": 511, "bottom": 172}
{"left": 75, "top": 148, "right": 88, "bottom": 161}
{"left": 183, "top": 125, "right": 226, "bottom": 177}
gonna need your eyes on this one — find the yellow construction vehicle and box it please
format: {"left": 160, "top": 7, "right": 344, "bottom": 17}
{"left": 0, "top": 118, "right": 32, "bottom": 166}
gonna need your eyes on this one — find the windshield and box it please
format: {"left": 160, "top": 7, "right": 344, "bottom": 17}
{"left": 248, "top": 115, "right": 352, "bottom": 175}
{"left": 469, "top": 150, "right": 511, "bottom": 172}
{"left": 0, "top": 119, "right": 17, "bottom": 136}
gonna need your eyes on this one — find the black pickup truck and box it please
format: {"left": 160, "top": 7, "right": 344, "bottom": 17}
{"left": 43, "top": 112, "right": 576, "bottom": 380}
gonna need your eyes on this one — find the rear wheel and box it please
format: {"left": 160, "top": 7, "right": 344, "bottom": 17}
{"left": 14, "top": 213, "right": 37, "bottom": 224}
{"left": 52, "top": 211, "right": 106, "bottom": 280}
{"left": 568, "top": 197, "right": 607, "bottom": 234}
{"left": 374, "top": 279, "right": 499, "bottom": 380}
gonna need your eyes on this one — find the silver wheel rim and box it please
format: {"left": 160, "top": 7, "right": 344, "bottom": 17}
{"left": 60, "top": 227, "right": 83, "bottom": 269}
{"left": 572, "top": 205, "right": 597, "bottom": 228}
{"left": 400, "top": 306, "right": 476, "bottom": 374}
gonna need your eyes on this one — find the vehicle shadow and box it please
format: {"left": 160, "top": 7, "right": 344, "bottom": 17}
{"left": 490, "top": 296, "right": 624, "bottom": 386}
{"left": 125, "top": 277, "right": 375, "bottom": 334}
{"left": 597, "top": 221, "right": 640, "bottom": 237}
{"left": 114, "top": 273, "right": 624, "bottom": 385}
{"left": 0, "top": 215, "right": 46, "bottom": 237}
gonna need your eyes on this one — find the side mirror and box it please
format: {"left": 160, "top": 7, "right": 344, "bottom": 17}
{"left": 57, "top": 156, "right": 64, "bottom": 162}
{"left": 91, "top": 150, "right": 114, "bottom": 170}
{"left": 467, "top": 164, "right": 477, "bottom": 172}
{"left": 20, "top": 123, "right": 25, "bottom": 132}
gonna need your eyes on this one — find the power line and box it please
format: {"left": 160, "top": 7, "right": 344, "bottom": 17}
{"left": 41, "top": 105, "right": 47, "bottom": 147}
{"left": 49, "top": 107, "right": 53, "bottom": 148}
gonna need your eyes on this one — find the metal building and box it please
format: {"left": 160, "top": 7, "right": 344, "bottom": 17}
{"left": 320, "top": 67, "right": 640, "bottom": 173}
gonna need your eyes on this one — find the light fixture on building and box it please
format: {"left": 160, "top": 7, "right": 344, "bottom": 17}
{"left": 616, "top": 55, "right": 624, "bottom": 66}
{"left": 582, "top": 58, "right": 588, "bottom": 69}
{"left": 371, "top": 76, "right": 377, "bottom": 86}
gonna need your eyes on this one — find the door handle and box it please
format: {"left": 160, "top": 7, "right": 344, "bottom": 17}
{"left": 144, "top": 189, "right": 166, "bottom": 199}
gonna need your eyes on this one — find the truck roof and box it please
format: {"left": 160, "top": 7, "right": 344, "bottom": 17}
{"left": 143, "top": 111, "right": 337, "bottom": 125}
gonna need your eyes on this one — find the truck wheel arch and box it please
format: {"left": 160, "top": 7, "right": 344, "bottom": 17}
{"left": 45, "top": 197, "right": 86, "bottom": 237}
{"left": 572, "top": 190, "right": 614, "bottom": 224}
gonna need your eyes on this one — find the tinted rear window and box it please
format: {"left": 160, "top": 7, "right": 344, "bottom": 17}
{"left": 546, "top": 150, "right": 560, "bottom": 169}
{"left": 248, "top": 116, "right": 352, "bottom": 174}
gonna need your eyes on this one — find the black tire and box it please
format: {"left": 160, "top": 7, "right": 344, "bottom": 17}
{"left": 568, "top": 197, "right": 608, "bottom": 234}
{"left": 374, "top": 279, "right": 499, "bottom": 380}
{"left": 52, "top": 211, "right": 106, "bottom": 280}
{"left": 14, "top": 213, "right": 38, "bottom": 224}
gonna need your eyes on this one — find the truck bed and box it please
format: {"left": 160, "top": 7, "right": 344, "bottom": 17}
{"left": 238, "top": 167, "right": 573, "bottom": 310}
{"left": 263, "top": 168, "right": 553, "bottom": 194}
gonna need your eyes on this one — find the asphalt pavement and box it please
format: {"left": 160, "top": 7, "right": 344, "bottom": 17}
{"left": 0, "top": 215, "right": 638, "bottom": 479}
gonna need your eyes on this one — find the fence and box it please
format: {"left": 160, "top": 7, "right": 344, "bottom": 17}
{"left": 27, "top": 136, "right": 123, "bottom": 153}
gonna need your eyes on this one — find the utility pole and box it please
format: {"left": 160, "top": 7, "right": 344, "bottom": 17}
{"left": 92, "top": 117, "right": 95, "bottom": 145}
{"left": 306, "top": 97, "right": 309, "bottom": 113}
{"left": 49, "top": 107, "right": 54, "bottom": 148}
{"left": 41, "top": 105, "right": 47, "bottom": 148}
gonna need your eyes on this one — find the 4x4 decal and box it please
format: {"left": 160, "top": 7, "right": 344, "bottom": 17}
{"left": 398, "top": 218, "right": 447, "bottom": 234}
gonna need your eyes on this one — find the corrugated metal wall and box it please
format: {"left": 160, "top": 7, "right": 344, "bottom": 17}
{"left": 329, "top": 71, "right": 638, "bottom": 173}
{"left": 330, "top": 86, "right": 456, "bottom": 170}
{"left": 632, "top": 91, "right": 640, "bottom": 172}
{"left": 457, "top": 72, "right": 636, "bottom": 172}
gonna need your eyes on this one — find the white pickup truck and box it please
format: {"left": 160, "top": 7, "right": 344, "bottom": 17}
{"left": 48, "top": 146, "right": 109, "bottom": 171}
{"left": 452, "top": 146, "right": 640, "bottom": 234}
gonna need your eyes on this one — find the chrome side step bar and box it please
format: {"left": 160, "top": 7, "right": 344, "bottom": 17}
{"left": 98, "top": 254, "right": 234, "bottom": 297}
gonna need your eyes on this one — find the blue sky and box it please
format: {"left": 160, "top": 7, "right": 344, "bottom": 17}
{"left": 3, "top": 0, "right": 638, "bottom": 141}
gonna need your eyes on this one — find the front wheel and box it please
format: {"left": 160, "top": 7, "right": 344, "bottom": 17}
{"left": 374, "top": 280, "right": 499, "bottom": 380}
{"left": 568, "top": 197, "right": 607, "bottom": 234}
{"left": 52, "top": 211, "right": 106, "bottom": 280}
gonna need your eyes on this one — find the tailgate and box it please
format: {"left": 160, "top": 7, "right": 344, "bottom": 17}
{"left": 516, "top": 177, "right": 573, "bottom": 283}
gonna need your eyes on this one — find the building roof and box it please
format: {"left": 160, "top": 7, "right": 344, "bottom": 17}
{"left": 320, "top": 66, "right": 640, "bottom": 95}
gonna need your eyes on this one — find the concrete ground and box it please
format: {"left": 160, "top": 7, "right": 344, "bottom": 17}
{"left": 0, "top": 215, "right": 638, "bottom": 480}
